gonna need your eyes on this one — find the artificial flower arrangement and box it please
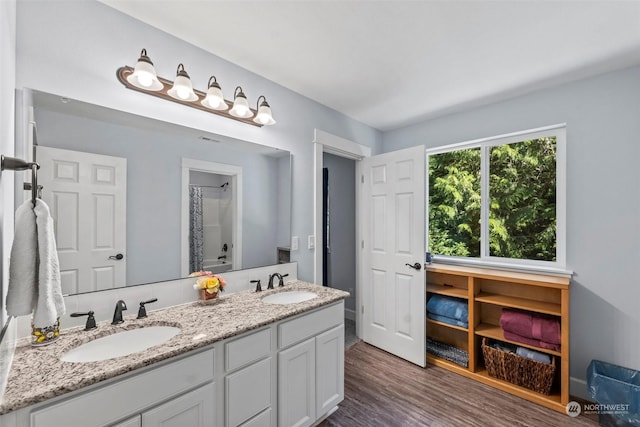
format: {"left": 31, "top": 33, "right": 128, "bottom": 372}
{"left": 189, "top": 271, "right": 226, "bottom": 300}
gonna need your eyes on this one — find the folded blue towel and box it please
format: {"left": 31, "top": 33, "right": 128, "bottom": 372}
{"left": 427, "top": 295, "right": 468, "bottom": 322}
{"left": 428, "top": 313, "right": 468, "bottom": 328}
{"left": 516, "top": 346, "right": 552, "bottom": 364}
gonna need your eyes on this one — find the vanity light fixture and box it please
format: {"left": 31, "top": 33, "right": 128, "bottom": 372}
{"left": 201, "top": 76, "right": 228, "bottom": 111}
{"left": 116, "top": 48, "right": 275, "bottom": 127}
{"left": 229, "top": 86, "right": 253, "bottom": 119}
{"left": 167, "top": 64, "right": 198, "bottom": 102}
{"left": 254, "top": 95, "right": 276, "bottom": 125}
{"left": 126, "top": 49, "right": 163, "bottom": 91}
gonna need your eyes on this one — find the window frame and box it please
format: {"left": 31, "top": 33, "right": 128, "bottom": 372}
{"left": 426, "top": 124, "right": 567, "bottom": 273}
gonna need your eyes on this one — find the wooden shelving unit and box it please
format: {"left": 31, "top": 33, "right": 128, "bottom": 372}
{"left": 425, "top": 263, "right": 571, "bottom": 413}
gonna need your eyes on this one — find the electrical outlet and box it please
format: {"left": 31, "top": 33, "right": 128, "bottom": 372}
{"left": 291, "top": 236, "right": 299, "bottom": 251}
{"left": 308, "top": 235, "right": 315, "bottom": 249}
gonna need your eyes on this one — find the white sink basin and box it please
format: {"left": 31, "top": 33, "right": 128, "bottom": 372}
{"left": 61, "top": 326, "right": 181, "bottom": 363}
{"left": 262, "top": 291, "right": 317, "bottom": 305}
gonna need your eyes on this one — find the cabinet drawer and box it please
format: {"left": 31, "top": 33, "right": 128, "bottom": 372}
{"left": 225, "top": 358, "right": 272, "bottom": 427}
{"left": 31, "top": 349, "right": 214, "bottom": 427}
{"left": 278, "top": 302, "right": 343, "bottom": 349}
{"left": 225, "top": 328, "right": 271, "bottom": 372}
{"left": 141, "top": 383, "right": 215, "bottom": 427}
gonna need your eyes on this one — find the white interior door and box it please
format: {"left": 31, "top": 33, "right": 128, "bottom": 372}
{"left": 360, "top": 145, "right": 426, "bottom": 366}
{"left": 37, "top": 146, "right": 127, "bottom": 294}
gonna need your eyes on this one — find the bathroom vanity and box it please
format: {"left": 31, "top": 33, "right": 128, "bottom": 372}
{"left": 0, "top": 282, "right": 348, "bottom": 427}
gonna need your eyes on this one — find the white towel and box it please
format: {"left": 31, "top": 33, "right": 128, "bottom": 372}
{"left": 6, "top": 199, "right": 65, "bottom": 328}
{"left": 33, "top": 199, "right": 65, "bottom": 327}
{"left": 6, "top": 200, "right": 38, "bottom": 316}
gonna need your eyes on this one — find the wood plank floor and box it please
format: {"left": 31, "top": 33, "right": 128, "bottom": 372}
{"left": 322, "top": 342, "right": 599, "bottom": 427}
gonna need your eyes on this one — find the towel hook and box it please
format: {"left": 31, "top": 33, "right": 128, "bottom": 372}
{"left": 1, "top": 155, "right": 41, "bottom": 207}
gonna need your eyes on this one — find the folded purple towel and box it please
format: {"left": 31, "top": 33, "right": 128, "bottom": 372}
{"left": 500, "top": 308, "right": 561, "bottom": 345}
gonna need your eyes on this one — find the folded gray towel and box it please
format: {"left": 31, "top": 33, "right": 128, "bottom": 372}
{"left": 516, "top": 346, "right": 551, "bottom": 364}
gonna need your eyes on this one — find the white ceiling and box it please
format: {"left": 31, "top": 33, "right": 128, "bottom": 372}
{"left": 100, "top": 1, "right": 640, "bottom": 131}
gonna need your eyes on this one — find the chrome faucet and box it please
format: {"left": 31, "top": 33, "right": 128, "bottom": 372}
{"left": 112, "top": 300, "right": 127, "bottom": 325}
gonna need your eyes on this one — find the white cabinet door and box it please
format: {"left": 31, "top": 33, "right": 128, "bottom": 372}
{"left": 112, "top": 416, "right": 141, "bottom": 427}
{"left": 277, "top": 338, "right": 316, "bottom": 427}
{"left": 239, "top": 409, "right": 272, "bottom": 427}
{"left": 315, "top": 325, "right": 344, "bottom": 417}
{"left": 141, "top": 383, "right": 215, "bottom": 427}
{"left": 226, "top": 357, "right": 272, "bottom": 427}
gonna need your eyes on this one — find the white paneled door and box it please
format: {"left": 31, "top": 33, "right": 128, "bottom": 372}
{"left": 37, "top": 146, "right": 126, "bottom": 294}
{"left": 360, "top": 146, "right": 426, "bottom": 366}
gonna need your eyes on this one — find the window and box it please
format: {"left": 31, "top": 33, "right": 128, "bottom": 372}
{"left": 427, "top": 125, "right": 566, "bottom": 269}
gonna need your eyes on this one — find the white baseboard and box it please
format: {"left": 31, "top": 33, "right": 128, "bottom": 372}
{"left": 344, "top": 308, "right": 356, "bottom": 321}
{"left": 570, "top": 376, "right": 592, "bottom": 401}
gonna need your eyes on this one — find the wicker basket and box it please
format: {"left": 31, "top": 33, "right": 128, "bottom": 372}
{"left": 482, "top": 338, "right": 556, "bottom": 395}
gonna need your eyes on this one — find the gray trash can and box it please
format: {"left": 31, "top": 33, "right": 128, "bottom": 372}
{"left": 587, "top": 360, "right": 640, "bottom": 426}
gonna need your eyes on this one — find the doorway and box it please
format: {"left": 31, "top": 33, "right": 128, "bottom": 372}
{"left": 322, "top": 153, "right": 358, "bottom": 346}
{"left": 181, "top": 158, "right": 242, "bottom": 278}
{"left": 313, "top": 129, "right": 372, "bottom": 350}
{"left": 188, "top": 171, "right": 234, "bottom": 274}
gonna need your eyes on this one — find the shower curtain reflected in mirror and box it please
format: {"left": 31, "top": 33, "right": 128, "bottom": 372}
{"left": 189, "top": 186, "right": 204, "bottom": 273}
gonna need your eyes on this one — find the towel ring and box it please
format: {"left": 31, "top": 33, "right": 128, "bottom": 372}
{"left": 1, "top": 155, "right": 41, "bottom": 207}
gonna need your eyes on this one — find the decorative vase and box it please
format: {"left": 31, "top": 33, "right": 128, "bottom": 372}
{"left": 199, "top": 289, "right": 219, "bottom": 301}
{"left": 31, "top": 318, "right": 61, "bottom": 346}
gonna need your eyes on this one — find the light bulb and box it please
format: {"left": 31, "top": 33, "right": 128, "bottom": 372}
{"left": 136, "top": 72, "right": 153, "bottom": 88}
{"left": 177, "top": 87, "right": 190, "bottom": 100}
{"left": 235, "top": 105, "right": 248, "bottom": 116}
{"left": 256, "top": 113, "right": 269, "bottom": 124}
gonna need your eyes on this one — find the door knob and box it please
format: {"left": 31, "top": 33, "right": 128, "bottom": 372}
{"left": 109, "top": 253, "right": 124, "bottom": 260}
{"left": 405, "top": 262, "right": 422, "bottom": 271}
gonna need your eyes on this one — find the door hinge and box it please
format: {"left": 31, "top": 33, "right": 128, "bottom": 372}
{"left": 361, "top": 305, "right": 364, "bottom": 314}
{"left": 361, "top": 240, "right": 364, "bottom": 249}
{"left": 361, "top": 174, "right": 364, "bottom": 184}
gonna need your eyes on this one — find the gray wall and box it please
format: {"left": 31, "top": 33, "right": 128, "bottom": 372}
{"left": 13, "top": 0, "right": 382, "bottom": 288}
{"left": 323, "top": 153, "right": 356, "bottom": 312}
{"left": 35, "top": 108, "right": 284, "bottom": 286}
{"left": 0, "top": 0, "right": 16, "bottom": 326}
{"left": 383, "top": 66, "right": 640, "bottom": 391}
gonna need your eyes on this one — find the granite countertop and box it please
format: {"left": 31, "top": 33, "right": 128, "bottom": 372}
{"left": 0, "top": 281, "right": 349, "bottom": 415}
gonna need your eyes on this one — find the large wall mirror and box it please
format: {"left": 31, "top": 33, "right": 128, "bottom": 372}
{"left": 28, "top": 90, "right": 291, "bottom": 295}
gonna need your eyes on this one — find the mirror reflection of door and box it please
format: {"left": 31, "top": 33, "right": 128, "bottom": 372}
{"left": 36, "top": 146, "right": 127, "bottom": 294}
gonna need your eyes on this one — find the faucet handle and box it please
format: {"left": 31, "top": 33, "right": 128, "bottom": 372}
{"left": 251, "top": 279, "right": 262, "bottom": 292}
{"left": 279, "top": 274, "right": 289, "bottom": 287}
{"left": 137, "top": 298, "right": 158, "bottom": 319}
{"left": 71, "top": 311, "right": 97, "bottom": 331}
